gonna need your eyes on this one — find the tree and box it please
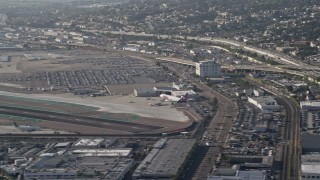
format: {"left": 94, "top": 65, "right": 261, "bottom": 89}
{"left": 0, "top": 168, "right": 13, "bottom": 180}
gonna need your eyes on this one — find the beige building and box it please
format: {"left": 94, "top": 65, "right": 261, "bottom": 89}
{"left": 196, "top": 60, "right": 221, "bottom": 78}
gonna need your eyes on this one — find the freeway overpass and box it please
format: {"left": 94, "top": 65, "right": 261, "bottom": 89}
{"left": 89, "top": 30, "right": 306, "bottom": 67}
{"left": 156, "top": 57, "right": 307, "bottom": 77}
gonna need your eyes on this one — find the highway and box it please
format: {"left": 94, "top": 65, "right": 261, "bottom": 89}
{"left": 89, "top": 30, "right": 308, "bottom": 67}
{"left": 155, "top": 57, "right": 310, "bottom": 77}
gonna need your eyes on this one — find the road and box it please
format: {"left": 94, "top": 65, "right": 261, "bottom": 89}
{"left": 155, "top": 57, "right": 308, "bottom": 77}
{"left": 191, "top": 82, "right": 238, "bottom": 180}
{"left": 89, "top": 30, "right": 307, "bottom": 67}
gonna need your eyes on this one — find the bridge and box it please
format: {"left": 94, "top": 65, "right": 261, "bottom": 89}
{"left": 156, "top": 57, "right": 307, "bottom": 77}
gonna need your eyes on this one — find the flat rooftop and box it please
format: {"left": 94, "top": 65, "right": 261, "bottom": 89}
{"left": 301, "top": 101, "right": 320, "bottom": 108}
{"left": 26, "top": 153, "right": 133, "bottom": 178}
{"left": 133, "top": 139, "right": 196, "bottom": 178}
{"left": 72, "top": 148, "right": 132, "bottom": 157}
{"left": 302, "top": 153, "right": 320, "bottom": 163}
{"left": 302, "top": 164, "right": 320, "bottom": 174}
{"left": 208, "top": 170, "right": 266, "bottom": 180}
{"left": 249, "top": 96, "right": 278, "bottom": 105}
{"left": 74, "top": 138, "right": 104, "bottom": 147}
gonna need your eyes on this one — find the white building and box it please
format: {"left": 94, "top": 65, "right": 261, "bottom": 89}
{"left": 301, "top": 154, "right": 320, "bottom": 180}
{"left": 133, "top": 88, "right": 156, "bottom": 97}
{"left": 172, "top": 82, "right": 194, "bottom": 90}
{"left": 300, "top": 101, "right": 320, "bottom": 111}
{"left": 253, "top": 89, "right": 265, "bottom": 97}
{"left": 301, "top": 165, "right": 320, "bottom": 180}
{"left": 123, "top": 46, "right": 140, "bottom": 52}
{"left": 171, "top": 90, "right": 197, "bottom": 98}
{"left": 196, "top": 60, "right": 221, "bottom": 78}
{"left": 248, "top": 96, "right": 280, "bottom": 111}
{"left": 74, "top": 138, "right": 104, "bottom": 148}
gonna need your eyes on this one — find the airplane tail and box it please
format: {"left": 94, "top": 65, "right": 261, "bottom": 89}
{"left": 178, "top": 93, "right": 189, "bottom": 102}
{"left": 181, "top": 93, "right": 189, "bottom": 100}
{"left": 13, "top": 122, "right": 19, "bottom": 128}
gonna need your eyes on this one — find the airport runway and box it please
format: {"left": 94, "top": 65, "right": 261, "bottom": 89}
{"left": 0, "top": 105, "right": 163, "bottom": 134}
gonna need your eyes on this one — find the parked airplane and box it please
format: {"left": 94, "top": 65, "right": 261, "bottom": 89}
{"left": 160, "top": 93, "right": 189, "bottom": 103}
{"left": 13, "top": 122, "right": 40, "bottom": 132}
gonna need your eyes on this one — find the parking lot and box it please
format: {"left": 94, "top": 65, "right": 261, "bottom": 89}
{"left": 301, "top": 111, "right": 320, "bottom": 134}
{"left": 0, "top": 53, "right": 178, "bottom": 91}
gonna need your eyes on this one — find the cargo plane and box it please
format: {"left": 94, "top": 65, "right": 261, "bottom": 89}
{"left": 160, "top": 93, "right": 189, "bottom": 103}
{"left": 13, "top": 122, "right": 40, "bottom": 132}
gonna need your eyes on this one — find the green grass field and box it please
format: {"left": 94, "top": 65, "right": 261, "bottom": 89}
{"left": 0, "top": 95, "right": 99, "bottom": 114}
{"left": 0, "top": 114, "right": 42, "bottom": 123}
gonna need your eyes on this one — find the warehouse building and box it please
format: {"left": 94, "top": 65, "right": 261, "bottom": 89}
{"left": 300, "top": 101, "right": 320, "bottom": 111}
{"left": 172, "top": 82, "right": 194, "bottom": 90}
{"left": 24, "top": 151, "right": 133, "bottom": 179}
{"left": 302, "top": 134, "right": 320, "bottom": 153}
{"left": 134, "top": 88, "right": 156, "bottom": 97}
{"left": 248, "top": 96, "right": 280, "bottom": 111}
{"left": 207, "top": 170, "right": 266, "bottom": 180}
{"left": 72, "top": 148, "right": 132, "bottom": 157}
{"left": 73, "top": 138, "right": 105, "bottom": 148}
{"left": 0, "top": 56, "right": 9, "bottom": 62}
{"left": 133, "top": 138, "right": 196, "bottom": 179}
{"left": 301, "top": 153, "right": 320, "bottom": 180}
{"left": 171, "top": 90, "right": 197, "bottom": 98}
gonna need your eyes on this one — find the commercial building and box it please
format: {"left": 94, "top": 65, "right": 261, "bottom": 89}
{"left": 133, "top": 139, "right": 196, "bottom": 179}
{"left": 123, "top": 46, "right": 140, "bottom": 52}
{"left": 24, "top": 151, "right": 133, "bottom": 180}
{"left": 73, "top": 138, "right": 105, "bottom": 148}
{"left": 228, "top": 155, "right": 273, "bottom": 166}
{"left": 171, "top": 90, "right": 197, "bottom": 98}
{"left": 253, "top": 89, "right": 265, "bottom": 97}
{"left": 54, "top": 142, "right": 72, "bottom": 149}
{"left": 72, "top": 148, "right": 132, "bottom": 157}
{"left": 301, "top": 154, "right": 320, "bottom": 180}
{"left": 207, "top": 170, "right": 266, "bottom": 180}
{"left": 301, "top": 164, "right": 320, "bottom": 180}
{"left": 300, "top": 101, "right": 320, "bottom": 111}
{"left": 0, "top": 56, "right": 9, "bottom": 62}
{"left": 196, "top": 60, "right": 221, "bottom": 78}
{"left": 302, "top": 134, "right": 320, "bottom": 153}
{"left": 24, "top": 54, "right": 50, "bottom": 61}
{"left": 248, "top": 96, "right": 280, "bottom": 111}
{"left": 153, "top": 86, "right": 177, "bottom": 95}
{"left": 172, "top": 82, "right": 194, "bottom": 90}
{"left": 134, "top": 88, "right": 156, "bottom": 97}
